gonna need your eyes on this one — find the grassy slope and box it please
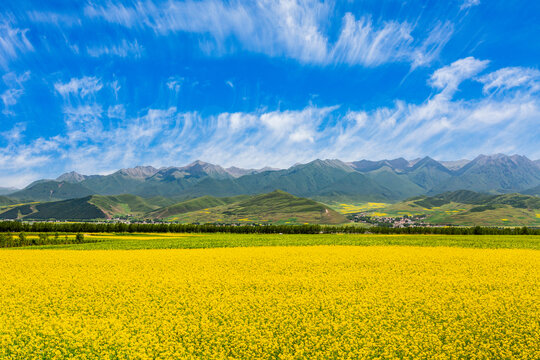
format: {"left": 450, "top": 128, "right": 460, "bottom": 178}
{"left": 0, "top": 195, "right": 156, "bottom": 220}
{"left": 160, "top": 190, "right": 348, "bottom": 224}
{"left": 359, "top": 191, "right": 540, "bottom": 226}
{"left": 522, "top": 184, "right": 540, "bottom": 196}
{"left": 144, "top": 196, "right": 177, "bottom": 208}
{"left": 89, "top": 194, "right": 159, "bottom": 217}
{"left": 0, "top": 197, "right": 107, "bottom": 220}
{"left": 0, "top": 196, "right": 16, "bottom": 206}
{"left": 17, "top": 233, "right": 540, "bottom": 250}
{"left": 9, "top": 181, "right": 95, "bottom": 201}
{"left": 0, "top": 204, "right": 35, "bottom": 219}
{"left": 364, "top": 167, "right": 424, "bottom": 199}
{"left": 148, "top": 195, "right": 249, "bottom": 218}
{"left": 0, "top": 191, "right": 346, "bottom": 223}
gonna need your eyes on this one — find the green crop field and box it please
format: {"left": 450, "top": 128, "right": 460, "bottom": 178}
{"left": 10, "top": 232, "right": 540, "bottom": 250}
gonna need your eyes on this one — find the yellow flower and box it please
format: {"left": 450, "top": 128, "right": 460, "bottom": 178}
{"left": 0, "top": 245, "right": 537, "bottom": 359}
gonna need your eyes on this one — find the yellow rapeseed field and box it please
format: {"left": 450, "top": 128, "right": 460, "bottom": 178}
{"left": 0, "top": 246, "right": 538, "bottom": 359}
{"left": 337, "top": 202, "right": 387, "bottom": 214}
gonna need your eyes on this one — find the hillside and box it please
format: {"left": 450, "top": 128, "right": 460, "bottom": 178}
{"left": 0, "top": 194, "right": 168, "bottom": 221}
{"left": 10, "top": 181, "right": 95, "bottom": 201}
{"left": 0, "top": 191, "right": 348, "bottom": 224}
{"left": 0, "top": 197, "right": 106, "bottom": 220}
{"left": 522, "top": 185, "right": 540, "bottom": 196}
{"left": 0, "top": 196, "right": 17, "bottom": 206}
{"left": 88, "top": 194, "right": 163, "bottom": 218}
{"left": 405, "top": 157, "right": 453, "bottom": 191}
{"left": 354, "top": 191, "right": 540, "bottom": 226}
{"left": 151, "top": 190, "right": 348, "bottom": 224}
{"left": 147, "top": 195, "right": 249, "bottom": 218}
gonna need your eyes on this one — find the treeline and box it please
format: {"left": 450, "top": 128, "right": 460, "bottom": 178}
{"left": 0, "top": 221, "right": 538, "bottom": 235}
{"left": 0, "top": 232, "right": 93, "bottom": 248}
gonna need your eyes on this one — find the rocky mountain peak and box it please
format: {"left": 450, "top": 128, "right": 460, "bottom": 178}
{"left": 56, "top": 171, "right": 86, "bottom": 183}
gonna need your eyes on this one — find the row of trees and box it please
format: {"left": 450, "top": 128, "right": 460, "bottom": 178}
{"left": 0, "top": 221, "right": 538, "bottom": 235}
{"left": 0, "top": 232, "right": 87, "bottom": 248}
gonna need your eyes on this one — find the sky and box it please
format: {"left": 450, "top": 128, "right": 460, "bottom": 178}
{"left": 1, "top": 0, "right": 539, "bottom": 187}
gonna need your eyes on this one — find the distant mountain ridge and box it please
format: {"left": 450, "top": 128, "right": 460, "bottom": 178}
{"left": 8, "top": 154, "right": 540, "bottom": 203}
{"left": 0, "top": 187, "right": 19, "bottom": 196}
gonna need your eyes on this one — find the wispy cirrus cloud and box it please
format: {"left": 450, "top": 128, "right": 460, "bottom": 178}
{"left": 86, "top": 39, "right": 144, "bottom": 58}
{"left": 478, "top": 67, "right": 540, "bottom": 94}
{"left": 461, "top": 0, "right": 480, "bottom": 10}
{"left": 1, "top": 71, "right": 30, "bottom": 115}
{"left": 83, "top": 0, "right": 453, "bottom": 68}
{"left": 330, "top": 15, "right": 453, "bottom": 68}
{"left": 0, "top": 21, "right": 34, "bottom": 68}
{"left": 54, "top": 76, "right": 103, "bottom": 98}
{"left": 429, "top": 56, "right": 489, "bottom": 96}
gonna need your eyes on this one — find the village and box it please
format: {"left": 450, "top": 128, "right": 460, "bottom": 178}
{"left": 348, "top": 213, "right": 430, "bottom": 228}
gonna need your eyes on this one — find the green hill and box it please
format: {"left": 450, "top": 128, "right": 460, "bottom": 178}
{"left": 412, "top": 190, "right": 497, "bottom": 208}
{"left": 88, "top": 194, "right": 161, "bottom": 217}
{"left": 149, "top": 190, "right": 348, "bottom": 224}
{"left": 0, "top": 197, "right": 106, "bottom": 220}
{"left": 357, "top": 191, "right": 540, "bottom": 226}
{"left": 0, "top": 194, "right": 163, "bottom": 220}
{"left": 522, "top": 185, "right": 540, "bottom": 196}
{"left": 0, "top": 190, "right": 348, "bottom": 224}
{"left": 147, "top": 195, "right": 249, "bottom": 218}
{"left": 0, "top": 196, "right": 17, "bottom": 206}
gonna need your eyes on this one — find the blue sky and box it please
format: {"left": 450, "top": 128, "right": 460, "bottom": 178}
{"left": 1, "top": 0, "right": 539, "bottom": 187}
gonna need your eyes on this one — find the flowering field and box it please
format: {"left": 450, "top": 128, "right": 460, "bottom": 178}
{"left": 0, "top": 245, "right": 538, "bottom": 359}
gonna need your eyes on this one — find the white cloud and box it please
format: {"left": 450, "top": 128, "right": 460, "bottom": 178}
{"left": 461, "top": 0, "right": 480, "bottom": 10}
{"left": 107, "top": 104, "right": 126, "bottom": 119}
{"left": 63, "top": 105, "right": 104, "bottom": 142}
{"left": 478, "top": 67, "right": 540, "bottom": 94}
{"left": 54, "top": 76, "right": 103, "bottom": 98}
{"left": 411, "top": 21, "right": 454, "bottom": 69}
{"left": 87, "top": 39, "right": 144, "bottom": 58}
{"left": 1, "top": 71, "right": 30, "bottom": 115}
{"left": 330, "top": 14, "right": 413, "bottom": 66}
{"left": 0, "top": 22, "right": 33, "bottom": 68}
{"left": 2, "top": 71, "right": 31, "bottom": 87}
{"left": 111, "top": 80, "right": 121, "bottom": 100}
{"left": 27, "top": 11, "right": 82, "bottom": 26}
{"left": 430, "top": 57, "right": 489, "bottom": 95}
{"left": 167, "top": 77, "right": 183, "bottom": 93}
{"left": 84, "top": 0, "right": 453, "bottom": 68}
{"left": 0, "top": 122, "right": 26, "bottom": 143}
{"left": 3, "top": 58, "right": 540, "bottom": 187}
{"left": 1, "top": 88, "right": 23, "bottom": 114}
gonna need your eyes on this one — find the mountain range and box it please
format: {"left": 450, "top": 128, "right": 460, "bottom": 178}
{"left": 6, "top": 154, "right": 540, "bottom": 204}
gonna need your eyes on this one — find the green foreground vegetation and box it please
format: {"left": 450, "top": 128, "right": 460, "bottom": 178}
{"left": 5, "top": 232, "right": 539, "bottom": 250}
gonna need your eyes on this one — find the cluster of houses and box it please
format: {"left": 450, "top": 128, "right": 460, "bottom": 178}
{"left": 349, "top": 213, "right": 429, "bottom": 228}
